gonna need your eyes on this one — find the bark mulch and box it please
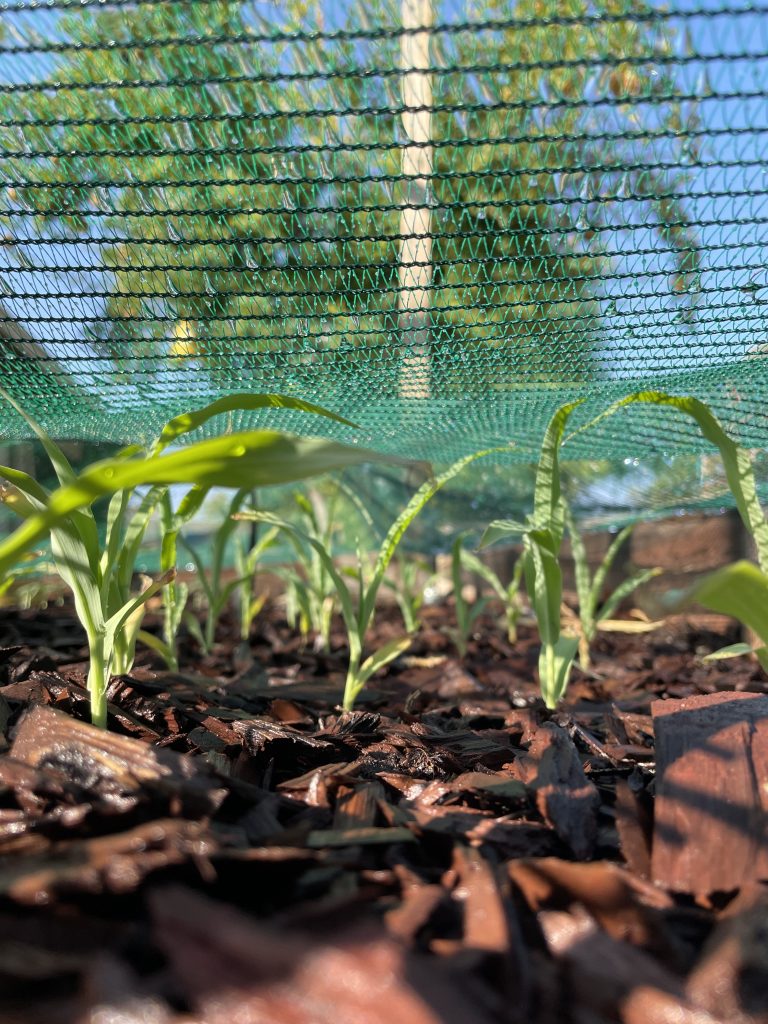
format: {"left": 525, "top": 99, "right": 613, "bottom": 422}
{"left": 0, "top": 601, "right": 766, "bottom": 1024}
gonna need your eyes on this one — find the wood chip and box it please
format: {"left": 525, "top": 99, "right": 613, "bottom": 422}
{"left": 150, "top": 886, "right": 499, "bottom": 1024}
{"left": 651, "top": 691, "right": 768, "bottom": 894}
{"left": 517, "top": 722, "right": 600, "bottom": 858}
{"left": 453, "top": 845, "right": 509, "bottom": 954}
{"left": 539, "top": 906, "right": 720, "bottom": 1024}
{"left": 615, "top": 777, "right": 653, "bottom": 878}
{"left": 9, "top": 704, "right": 225, "bottom": 815}
{"left": 686, "top": 888, "right": 768, "bottom": 1023}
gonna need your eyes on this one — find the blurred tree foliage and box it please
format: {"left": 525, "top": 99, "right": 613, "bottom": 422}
{"left": 0, "top": 0, "right": 699, "bottom": 392}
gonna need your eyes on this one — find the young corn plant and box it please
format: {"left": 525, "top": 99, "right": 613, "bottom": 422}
{"left": 135, "top": 485, "right": 210, "bottom": 670}
{"left": 450, "top": 533, "right": 488, "bottom": 657}
{"left": 481, "top": 402, "right": 584, "bottom": 708}
{"left": 277, "top": 488, "right": 344, "bottom": 651}
{"left": 565, "top": 390, "right": 768, "bottom": 671}
{"left": 178, "top": 489, "right": 280, "bottom": 652}
{"left": 278, "top": 481, "right": 377, "bottom": 650}
{"left": 382, "top": 552, "right": 435, "bottom": 635}
{"left": 233, "top": 519, "right": 280, "bottom": 643}
{"left": 0, "top": 390, "right": 388, "bottom": 726}
{"left": 563, "top": 504, "right": 661, "bottom": 670}
{"left": 452, "top": 533, "right": 525, "bottom": 651}
{"left": 240, "top": 452, "right": 490, "bottom": 709}
{"left": 0, "top": 413, "right": 170, "bottom": 728}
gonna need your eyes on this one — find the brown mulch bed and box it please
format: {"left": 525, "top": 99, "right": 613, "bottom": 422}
{"left": 0, "top": 600, "right": 766, "bottom": 1024}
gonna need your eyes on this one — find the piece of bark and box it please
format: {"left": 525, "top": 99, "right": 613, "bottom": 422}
{"left": 333, "top": 780, "right": 383, "bottom": 830}
{"left": 452, "top": 845, "right": 533, "bottom": 1023}
{"left": 622, "top": 987, "right": 727, "bottom": 1024}
{"left": 234, "top": 717, "right": 367, "bottom": 787}
{"left": 0, "top": 819, "right": 213, "bottom": 904}
{"left": 540, "top": 906, "right": 725, "bottom": 1024}
{"left": 509, "top": 858, "right": 663, "bottom": 948}
{"left": 10, "top": 705, "right": 225, "bottom": 816}
{"left": 452, "top": 845, "right": 509, "bottom": 954}
{"left": 150, "top": 885, "right": 499, "bottom": 1024}
{"left": 385, "top": 884, "right": 446, "bottom": 945}
{"left": 615, "top": 778, "right": 653, "bottom": 879}
{"left": 402, "top": 799, "right": 562, "bottom": 856}
{"left": 686, "top": 888, "right": 768, "bottom": 1023}
{"left": 445, "top": 771, "right": 528, "bottom": 805}
{"left": 517, "top": 722, "right": 600, "bottom": 858}
{"left": 606, "top": 705, "right": 655, "bottom": 749}
{"left": 651, "top": 692, "right": 768, "bottom": 894}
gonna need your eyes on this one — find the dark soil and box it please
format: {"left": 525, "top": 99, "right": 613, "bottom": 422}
{"left": 0, "top": 598, "right": 766, "bottom": 1024}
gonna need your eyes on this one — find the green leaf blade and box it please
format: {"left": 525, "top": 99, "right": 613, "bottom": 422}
{"left": 152, "top": 393, "right": 357, "bottom": 454}
{"left": 690, "top": 560, "right": 768, "bottom": 647}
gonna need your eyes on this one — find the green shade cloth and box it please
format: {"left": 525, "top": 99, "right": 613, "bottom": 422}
{"left": 0, "top": 0, "right": 766, "bottom": 482}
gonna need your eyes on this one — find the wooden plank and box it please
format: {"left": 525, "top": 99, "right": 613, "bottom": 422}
{"left": 630, "top": 512, "right": 742, "bottom": 572}
{"left": 651, "top": 691, "right": 768, "bottom": 894}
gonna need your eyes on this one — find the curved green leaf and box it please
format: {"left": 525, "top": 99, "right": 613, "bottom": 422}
{"left": 591, "top": 392, "right": 768, "bottom": 574}
{"left": 0, "top": 465, "right": 50, "bottom": 504}
{"left": 0, "top": 383, "right": 76, "bottom": 486}
{"left": 479, "top": 519, "right": 528, "bottom": 550}
{"left": 590, "top": 524, "right": 634, "bottom": 612}
{"left": 539, "top": 635, "right": 579, "bottom": 709}
{"left": 596, "top": 567, "right": 661, "bottom": 624}
{"left": 358, "top": 636, "right": 412, "bottom": 687}
{"left": 362, "top": 450, "right": 496, "bottom": 630}
{"left": 459, "top": 545, "right": 507, "bottom": 602}
{"left": 104, "top": 569, "right": 175, "bottom": 642}
{"left": 151, "top": 393, "right": 356, "bottom": 455}
{"left": 239, "top": 510, "right": 358, "bottom": 651}
{"left": 691, "top": 560, "right": 768, "bottom": 647}
{"left": 0, "top": 431, "right": 391, "bottom": 578}
{"left": 532, "top": 400, "right": 584, "bottom": 535}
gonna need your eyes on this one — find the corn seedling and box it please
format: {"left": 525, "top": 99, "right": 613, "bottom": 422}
{"left": 450, "top": 534, "right": 489, "bottom": 657}
{"left": 178, "top": 489, "right": 280, "bottom": 652}
{"left": 0, "top": 405, "right": 170, "bottom": 728}
{"left": 0, "top": 389, "right": 388, "bottom": 726}
{"left": 453, "top": 533, "right": 525, "bottom": 650}
{"left": 382, "top": 552, "right": 435, "bottom": 635}
{"left": 276, "top": 488, "right": 344, "bottom": 651}
{"left": 233, "top": 519, "right": 280, "bottom": 642}
{"left": 571, "top": 391, "right": 768, "bottom": 671}
{"left": 563, "top": 505, "right": 662, "bottom": 669}
{"left": 240, "top": 451, "right": 491, "bottom": 709}
{"left": 135, "top": 485, "right": 210, "bottom": 670}
{"left": 479, "top": 391, "right": 763, "bottom": 706}
{"left": 481, "top": 402, "right": 584, "bottom": 708}
{"left": 277, "top": 481, "right": 376, "bottom": 651}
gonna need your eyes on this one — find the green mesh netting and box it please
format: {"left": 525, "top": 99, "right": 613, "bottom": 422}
{"left": 1, "top": 0, "right": 767, "bottom": 508}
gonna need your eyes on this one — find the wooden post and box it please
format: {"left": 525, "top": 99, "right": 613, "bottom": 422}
{"left": 397, "top": 0, "right": 434, "bottom": 400}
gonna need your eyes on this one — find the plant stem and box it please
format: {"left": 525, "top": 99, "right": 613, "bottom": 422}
{"left": 204, "top": 613, "right": 215, "bottom": 653}
{"left": 579, "top": 635, "right": 591, "bottom": 671}
{"left": 87, "top": 634, "right": 108, "bottom": 729}
{"left": 540, "top": 644, "right": 554, "bottom": 709}
{"left": 506, "top": 608, "right": 518, "bottom": 645}
{"left": 342, "top": 665, "right": 361, "bottom": 711}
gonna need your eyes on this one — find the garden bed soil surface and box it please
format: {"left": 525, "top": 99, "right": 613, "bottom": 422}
{"left": 0, "top": 600, "right": 766, "bottom": 1024}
